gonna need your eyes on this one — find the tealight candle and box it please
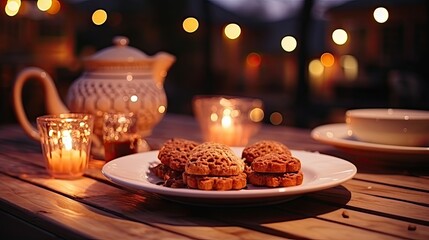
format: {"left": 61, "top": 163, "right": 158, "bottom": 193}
{"left": 37, "top": 113, "right": 93, "bottom": 179}
{"left": 193, "top": 95, "right": 264, "bottom": 146}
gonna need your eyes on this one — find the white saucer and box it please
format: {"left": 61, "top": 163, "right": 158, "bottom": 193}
{"left": 102, "top": 147, "right": 357, "bottom": 207}
{"left": 311, "top": 123, "right": 429, "bottom": 157}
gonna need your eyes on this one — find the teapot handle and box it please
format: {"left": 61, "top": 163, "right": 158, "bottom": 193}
{"left": 13, "top": 67, "right": 69, "bottom": 141}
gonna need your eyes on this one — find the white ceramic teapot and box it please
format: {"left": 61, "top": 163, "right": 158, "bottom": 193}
{"left": 13, "top": 36, "right": 175, "bottom": 158}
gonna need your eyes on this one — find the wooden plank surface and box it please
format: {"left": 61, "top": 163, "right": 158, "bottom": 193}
{"left": 1, "top": 115, "right": 429, "bottom": 240}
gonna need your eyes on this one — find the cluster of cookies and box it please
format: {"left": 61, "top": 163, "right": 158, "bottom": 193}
{"left": 150, "top": 138, "right": 303, "bottom": 190}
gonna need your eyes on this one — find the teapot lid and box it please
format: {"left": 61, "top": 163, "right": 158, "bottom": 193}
{"left": 84, "top": 36, "right": 152, "bottom": 70}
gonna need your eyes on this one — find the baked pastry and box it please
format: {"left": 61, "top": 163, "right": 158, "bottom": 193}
{"left": 242, "top": 140, "right": 291, "bottom": 164}
{"left": 251, "top": 153, "right": 301, "bottom": 173}
{"left": 183, "top": 142, "right": 246, "bottom": 190}
{"left": 183, "top": 172, "right": 247, "bottom": 190}
{"left": 247, "top": 150, "right": 303, "bottom": 188}
{"left": 150, "top": 138, "right": 199, "bottom": 188}
{"left": 186, "top": 142, "right": 244, "bottom": 176}
{"left": 158, "top": 138, "right": 199, "bottom": 171}
{"left": 151, "top": 163, "right": 182, "bottom": 180}
{"left": 247, "top": 171, "right": 303, "bottom": 187}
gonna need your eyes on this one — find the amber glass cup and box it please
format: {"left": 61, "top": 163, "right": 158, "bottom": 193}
{"left": 103, "top": 112, "right": 143, "bottom": 162}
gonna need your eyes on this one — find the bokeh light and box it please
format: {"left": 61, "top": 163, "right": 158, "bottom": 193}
{"left": 373, "top": 7, "right": 389, "bottom": 23}
{"left": 270, "top": 112, "right": 283, "bottom": 125}
{"left": 47, "top": 0, "right": 60, "bottom": 15}
{"left": 281, "top": 36, "right": 297, "bottom": 52}
{"left": 92, "top": 9, "right": 107, "bottom": 25}
{"left": 224, "top": 23, "right": 241, "bottom": 40}
{"left": 309, "top": 59, "right": 324, "bottom": 77}
{"left": 246, "top": 52, "right": 261, "bottom": 67}
{"left": 320, "top": 52, "right": 335, "bottom": 67}
{"left": 249, "top": 108, "right": 264, "bottom": 122}
{"left": 340, "top": 55, "right": 358, "bottom": 81}
{"left": 5, "top": 0, "right": 21, "bottom": 16}
{"left": 130, "top": 95, "right": 138, "bottom": 102}
{"left": 37, "top": 0, "right": 52, "bottom": 12}
{"left": 183, "top": 17, "right": 199, "bottom": 33}
{"left": 158, "top": 105, "right": 166, "bottom": 114}
{"left": 332, "top": 28, "right": 348, "bottom": 45}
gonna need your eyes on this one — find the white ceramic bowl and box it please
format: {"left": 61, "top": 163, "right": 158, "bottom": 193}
{"left": 345, "top": 108, "right": 429, "bottom": 147}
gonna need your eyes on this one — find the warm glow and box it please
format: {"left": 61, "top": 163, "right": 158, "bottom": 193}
{"left": 250, "top": 108, "right": 264, "bottom": 122}
{"left": 92, "top": 9, "right": 108, "bottom": 25}
{"left": 340, "top": 55, "right": 358, "bottom": 81}
{"left": 309, "top": 59, "right": 324, "bottom": 77}
{"left": 47, "top": 0, "right": 60, "bottom": 15}
{"left": 373, "top": 7, "right": 389, "bottom": 23}
{"left": 281, "top": 36, "right": 297, "bottom": 52}
{"left": 332, "top": 28, "right": 348, "bottom": 45}
{"left": 246, "top": 52, "right": 261, "bottom": 67}
{"left": 37, "top": 0, "right": 52, "bottom": 12}
{"left": 224, "top": 23, "right": 241, "bottom": 40}
{"left": 5, "top": 0, "right": 21, "bottom": 16}
{"left": 210, "top": 113, "right": 218, "bottom": 122}
{"left": 130, "top": 95, "right": 138, "bottom": 102}
{"left": 221, "top": 115, "right": 233, "bottom": 128}
{"left": 62, "top": 130, "right": 73, "bottom": 151}
{"left": 320, "top": 52, "right": 335, "bottom": 67}
{"left": 183, "top": 17, "right": 199, "bottom": 33}
{"left": 270, "top": 112, "right": 283, "bottom": 125}
{"left": 158, "top": 105, "right": 166, "bottom": 114}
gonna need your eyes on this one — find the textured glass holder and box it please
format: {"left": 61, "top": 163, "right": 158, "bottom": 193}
{"left": 103, "top": 112, "right": 142, "bottom": 162}
{"left": 37, "top": 113, "right": 93, "bottom": 179}
{"left": 193, "top": 95, "right": 264, "bottom": 146}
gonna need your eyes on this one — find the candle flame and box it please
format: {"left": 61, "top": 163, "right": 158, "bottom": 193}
{"left": 221, "top": 115, "right": 232, "bottom": 128}
{"left": 62, "top": 130, "right": 73, "bottom": 150}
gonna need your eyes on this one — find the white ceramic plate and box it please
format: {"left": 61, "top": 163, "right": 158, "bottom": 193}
{"left": 102, "top": 147, "right": 357, "bottom": 206}
{"left": 311, "top": 123, "right": 429, "bottom": 157}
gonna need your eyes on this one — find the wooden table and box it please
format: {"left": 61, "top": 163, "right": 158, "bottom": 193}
{"left": 1, "top": 114, "right": 428, "bottom": 239}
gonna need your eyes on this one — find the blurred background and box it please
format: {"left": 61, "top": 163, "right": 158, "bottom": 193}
{"left": 1, "top": 0, "right": 428, "bottom": 128}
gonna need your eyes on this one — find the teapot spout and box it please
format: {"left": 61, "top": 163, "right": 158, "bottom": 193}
{"left": 153, "top": 52, "right": 176, "bottom": 87}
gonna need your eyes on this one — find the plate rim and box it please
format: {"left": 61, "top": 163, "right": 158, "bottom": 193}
{"left": 101, "top": 148, "right": 357, "bottom": 201}
{"left": 311, "top": 123, "right": 429, "bottom": 154}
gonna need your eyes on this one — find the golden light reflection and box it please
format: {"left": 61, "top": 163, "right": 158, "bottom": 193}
{"left": 130, "top": 95, "right": 138, "bottom": 102}
{"left": 92, "top": 9, "right": 107, "bottom": 26}
{"left": 5, "top": 0, "right": 21, "bottom": 16}
{"left": 309, "top": 59, "right": 324, "bottom": 77}
{"left": 221, "top": 115, "right": 232, "bottom": 128}
{"left": 183, "top": 17, "right": 199, "bottom": 33}
{"left": 210, "top": 113, "right": 218, "bottom": 122}
{"left": 37, "top": 0, "right": 52, "bottom": 12}
{"left": 158, "top": 105, "right": 166, "bottom": 114}
{"left": 320, "top": 53, "right": 334, "bottom": 67}
{"left": 250, "top": 108, "right": 264, "bottom": 122}
{"left": 332, "top": 28, "right": 348, "bottom": 45}
{"left": 47, "top": 0, "right": 60, "bottom": 15}
{"left": 340, "top": 55, "right": 358, "bottom": 81}
{"left": 224, "top": 23, "right": 241, "bottom": 40}
{"left": 270, "top": 112, "right": 283, "bottom": 125}
{"left": 373, "top": 7, "right": 389, "bottom": 23}
{"left": 281, "top": 36, "right": 297, "bottom": 52}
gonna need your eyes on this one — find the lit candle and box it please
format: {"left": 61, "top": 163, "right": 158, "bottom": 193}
{"left": 208, "top": 113, "right": 245, "bottom": 146}
{"left": 46, "top": 149, "right": 88, "bottom": 177}
{"left": 45, "top": 130, "right": 88, "bottom": 178}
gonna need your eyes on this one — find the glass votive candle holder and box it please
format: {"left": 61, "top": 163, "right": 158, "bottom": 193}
{"left": 193, "top": 95, "right": 264, "bottom": 146}
{"left": 37, "top": 113, "right": 94, "bottom": 179}
{"left": 103, "top": 112, "right": 144, "bottom": 162}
